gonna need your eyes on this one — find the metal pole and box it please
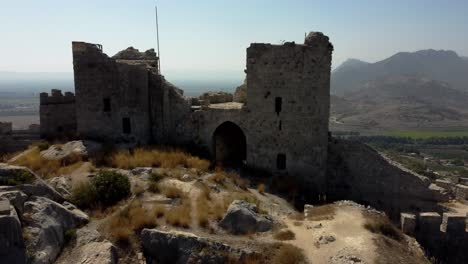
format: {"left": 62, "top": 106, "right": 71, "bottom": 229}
{"left": 155, "top": 4, "right": 161, "bottom": 74}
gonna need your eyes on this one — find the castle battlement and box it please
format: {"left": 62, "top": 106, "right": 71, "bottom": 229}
{"left": 401, "top": 211, "right": 468, "bottom": 237}
{"left": 40, "top": 89, "right": 75, "bottom": 105}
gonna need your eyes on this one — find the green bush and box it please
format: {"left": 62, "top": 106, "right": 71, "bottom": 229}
{"left": 92, "top": 171, "right": 130, "bottom": 207}
{"left": 5, "top": 170, "right": 35, "bottom": 186}
{"left": 70, "top": 181, "right": 98, "bottom": 208}
{"left": 64, "top": 229, "right": 77, "bottom": 244}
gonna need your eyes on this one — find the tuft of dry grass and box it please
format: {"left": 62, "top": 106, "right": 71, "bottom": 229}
{"left": 148, "top": 181, "right": 160, "bottom": 193}
{"left": 271, "top": 244, "right": 306, "bottom": 264}
{"left": 161, "top": 185, "right": 186, "bottom": 199}
{"left": 273, "top": 229, "right": 296, "bottom": 241}
{"left": 363, "top": 213, "right": 404, "bottom": 242}
{"left": 132, "top": 183, "right": 145, "bottom": 197}
{"left": 289, "top": 213, "right": 305, "bottom": 221}
{"left": 305, "top": 204, "right": 336, "bottom": 221}
{"left": 196, "top": 194, "right": 210, "bottom": 228}
{"left": 257, "top": 183, "right": 266, "bottom": 194}
{"left": 103, "top": 201, "right": 158, "bottom": 244}
{"left": 166, "top": 200, "right": 192, "bottom": 228}
{"left": 209, "top": 168, "right": 249, "bottom": 190}
{"left": 109, "top": 148, "right": 211, "bottom": 171}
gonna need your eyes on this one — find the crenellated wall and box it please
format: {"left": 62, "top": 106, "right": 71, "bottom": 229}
{"left": 401, "top": 212, "right": 468, "bottom": 263}
{"left": 39, "top": 89, "right": 76, "bottom": 139}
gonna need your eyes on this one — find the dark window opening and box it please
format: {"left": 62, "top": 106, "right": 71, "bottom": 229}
{"left": 57, "top": 126, "right": 63, "bottom": 132}
{"left": 277, "top": 153, "right": 286, "bottom": 170}
{"left": 279, "top": 120, "right": 282, "bottom": 131}
{"left": 122, "top": 118, "right": 131, "bottom": 134}
{"left": 275, "top": 97, "right": 282, "bottom": 115}
{"left": 103, "top": 98, "right": 111, "bottom": 112}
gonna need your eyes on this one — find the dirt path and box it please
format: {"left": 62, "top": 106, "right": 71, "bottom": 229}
{"left": 279, "top": 205, "right": 377, "bottom": 263}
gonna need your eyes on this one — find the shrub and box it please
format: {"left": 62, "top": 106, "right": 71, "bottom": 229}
{"left": 70, "top": 181, "right": 97, "bottom": 208}
{"left": 64, "top": 229, "right": 77, "bottom": 244}
{"left": 91, "top": 171, "right": 131, "bottom": 207}
{"left": 273, "top": 229, "right": 295, "bottom": 241}
{"left": 148, "top": 182, "right": 160, "bottom": 193}
{"left": 271, "top": 244, "right": 306, "bottom": 264}
{"left": 5, "top": 170, "right": 35, "bottom": 186}
{"left": 166, "top": 200, "right": 191, "bottom": 228}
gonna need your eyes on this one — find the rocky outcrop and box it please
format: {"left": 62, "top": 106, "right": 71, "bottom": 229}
{"left": 327, "top": 139, "right": 448, "bottom": 220}
{"left": 141, "top": 229, "right": 252, "bottom": 264}
{"left": 0, "top": 190, "right": 27, "bottom": 214}
{"left": 0, "top": 200, "right": 26, "bottom": 264}
{"left": 40, "top": 140, "right": 101, "bottom": 161}
{"left": 199, "top": 91, "right": 233, "bottom": 104}
{"left": 22, "top": 196, "right": 89, "bottom": 264}
{"left": 48, "top": 177, "right": 71, "bottom": 197}
{"left": 219, "top": 200, "right": 273, "bottom": 234}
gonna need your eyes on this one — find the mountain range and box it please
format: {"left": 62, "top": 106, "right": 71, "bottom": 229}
{"left": 330, "top": 50, "right": 468, "bottom": 131}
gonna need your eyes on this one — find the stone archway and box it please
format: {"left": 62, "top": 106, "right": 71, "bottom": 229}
{"left": 213, "top": 121, "right": 246, "bottom": 166}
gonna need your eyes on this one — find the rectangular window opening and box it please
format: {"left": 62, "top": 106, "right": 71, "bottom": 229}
{"left": 275, "top": 97, "right": 282, "bottom": 115}
{"left": 122, "top": 117, "right": 131, "bottom": 134}
{"left": 103, "top": 98, "right": 111, "bottom": 112}
{"left": 279, "top": 120, "right": 282, "bottom": 131}
{"left": 277, "top": 153, "right": 286, "bottom": 170}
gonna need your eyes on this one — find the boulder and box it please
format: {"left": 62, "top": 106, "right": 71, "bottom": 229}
{"left": 22, "top": 196, "right": 89, "bottom": 264}
{"left": 40, "top": 140, "right": 101, "bottom": 161}
{"left": 0, "top": 200, "right": 27, "bottom": 264}
{"left": 141, "top": 229, "right": 252, "bottom": 264}
{"left": 48, "top": 177, "right": 71, "bottom": 197}
{"left": 0, "top": 190, "right": 28, "bottom": 214}
{"left": 0, "top": 163, "right": 36, "bottom": 186}
{"left": 219, "top": 200, "right": 273, "bottom": 234}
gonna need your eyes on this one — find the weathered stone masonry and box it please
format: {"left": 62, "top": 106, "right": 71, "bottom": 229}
{"left": 39, "top": 89, "right": 76, "bottom": 139}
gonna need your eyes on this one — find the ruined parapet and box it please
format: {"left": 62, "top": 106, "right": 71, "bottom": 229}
{"left": 400, "top": 212, "right": 468, "bottom": 263}
{"left": 455, "top": 184, "right": 468, "bottom": 201}
{"left": 0, "top": 121, "right": 12, "bottom": 135}
{"left": 39, "top": 89, "right": 77, "bottom": 139}
{"left": 199, "top": 91, "right": 233, "bottom": 104}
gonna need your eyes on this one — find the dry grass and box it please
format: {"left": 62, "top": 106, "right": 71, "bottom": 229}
{"left": 196, "top": 194, "right": 210, "bottom": 228}
{"left": 257, "top": 183, "right": 266, "bottom": 194}
{"left": 132, "top": 183, "right": 145, "bottom": 197}
{"left": 363, "top": 212, "right": 404, "bottom": 242}
{"left": 161, "top": 185, "right": 186, "bottom": 199}
{"left": 271, "top": 244, "right": 306, "bottom": 264}
{"left": 209, "top": 168, "right": 249, "bottom": 190}
{"left": 109, "top": 148, "right": 211, "bottom": 171}
{"left": 103, "top": 200, "right": 159, "bottom": 244}
{"left": 273, "top": 229, "right": 296, "bottom": 241}
{"left": 148, "top": 182, "right": 160, "bottom": 193}
{"left": 9, "top": 147, "right": 86, "bottom": 179}
{"left": 289, "top": 213, "right": 305, "bottom": 221}
{"left": 166, "top": 200, "right": 192, "bottom": 228}
{"left": 10, "top": 148, "right": 61, "bottom": 178}
{"left": 293, "top": 221, "right": 303, "bottom": 226}
{"left": 306, "top": 204, "right": 336, "bottom": 221}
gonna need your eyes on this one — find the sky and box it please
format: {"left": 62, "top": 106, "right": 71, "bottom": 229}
{"left": 1, "top": 0, "right": 467, "bottom": 82}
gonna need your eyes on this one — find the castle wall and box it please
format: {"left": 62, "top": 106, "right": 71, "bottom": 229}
{"left": 401, "top": 212, "right": 468, "bottom": 263}
{"left": 39, "top": 90, "right": 76, "bottom": 139}
{"left": 72, "top": 42, "right": 191, "bottom": 145}
{"left": 327, "top": 139, "right": 448, "bottom": 219}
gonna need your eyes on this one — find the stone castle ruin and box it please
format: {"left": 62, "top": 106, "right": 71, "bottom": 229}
{"left": 40, "top": 31, "right": 467, "bottom": 262}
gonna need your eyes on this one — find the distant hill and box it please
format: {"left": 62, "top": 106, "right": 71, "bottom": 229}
{"left": 331, "top": 50, "right": 468, "bottom": 94}
{"left": 330, "top": 76, "right": 468, "bottom": 130}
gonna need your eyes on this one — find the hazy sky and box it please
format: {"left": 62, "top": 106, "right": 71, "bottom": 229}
{"left": 1, "top": 0, "right": 467, "bottom": 81}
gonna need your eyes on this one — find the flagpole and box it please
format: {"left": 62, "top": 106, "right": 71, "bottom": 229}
{"left": 155, "top": 3, "right": 161, "bottom": 74}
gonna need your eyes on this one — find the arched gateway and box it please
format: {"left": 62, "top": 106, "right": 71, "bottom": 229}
{"left": 212, "top": 121, "right": 246, "bottom": 166}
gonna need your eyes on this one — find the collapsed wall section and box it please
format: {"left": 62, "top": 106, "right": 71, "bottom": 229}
{"left": 39, "top": 89, "right": 76, "bottom": 139}
{"left": 327, "top": 138, "right": 448, "bottom": 219}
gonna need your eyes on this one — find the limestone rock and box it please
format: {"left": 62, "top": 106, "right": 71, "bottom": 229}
{"left": 40, "top": 140, "right": 101, "bottom": 161}
{"left": 0, "top": 190, "right": 28, "bottom": 214}
{"left": 0, "top": 200, "right": 26, "bottom": 264}
{"left": 48, "top": 177, "right": 71, "bottom": 197}
{"left": 22, "top": 196, "right": 89, "bottom": 264}
{"left": 0, "top": 163, "right": 35, "bottom": 185}
{"left": 141, "top": 229, "right": 251, "bottom": 264}
{"left": 219, "top": 200, "right": 273, "bottom": 234}
{"left": 199, "top": 91, "right": 233, "bottom": 104}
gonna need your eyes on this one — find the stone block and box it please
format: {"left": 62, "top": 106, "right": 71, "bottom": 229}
{"left": 400, "top": 213, "right": 416, "bottom": 235}
{"left": 418, "top": 212, "right": 442, "bottom": 233}
{"left": 0, "top": 199, "right": 10, "bottom": 215}
{"left": 441, "top": 213, "right": 466, "bottom": 234}
{"left": 455, "top": 184, "right": 468, "bottom": 201}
